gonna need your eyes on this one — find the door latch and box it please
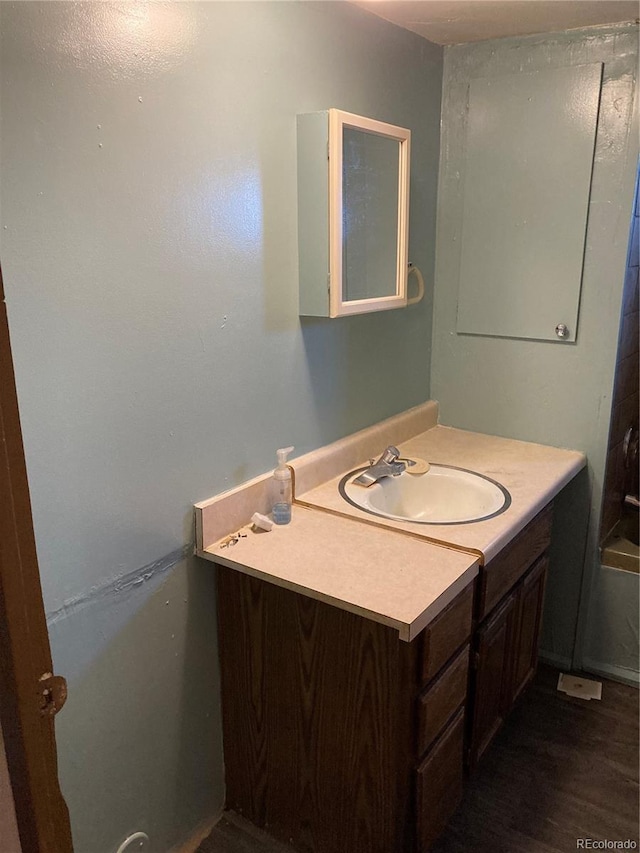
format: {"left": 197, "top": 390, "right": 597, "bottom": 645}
{"left": 38, "top": 672, "right": 68, "bottom": 717}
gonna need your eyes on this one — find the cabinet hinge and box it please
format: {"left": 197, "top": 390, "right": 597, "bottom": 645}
{"left": 327, "top": 274, "right": 331, "bottom": 294}
{"left": 327, "top": 141, "right": 330, "bottom": 160}
{"left": 38, "top": 672, "right": 68, "bottom": 717}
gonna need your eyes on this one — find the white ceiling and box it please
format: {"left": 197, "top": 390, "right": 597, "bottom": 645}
{"left": 354, "top": 1, "right": 639, "bottom": 45}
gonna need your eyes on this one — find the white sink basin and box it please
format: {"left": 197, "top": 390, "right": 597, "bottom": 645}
{"left": 339, "top": 464, "right": 511, "bottom": 525}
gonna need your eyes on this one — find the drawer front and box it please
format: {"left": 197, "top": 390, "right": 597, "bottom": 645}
{"left": 420, "top": 582, "right": 474, "bottom": 685}
{"left": 417, "top": 644, "right": 469, "bottom": 758}
{"left": 478, "top": 504, "right": 552, "bottom": 620}
{"left": 416, "top": 706, "right": 465, "bottom": 852}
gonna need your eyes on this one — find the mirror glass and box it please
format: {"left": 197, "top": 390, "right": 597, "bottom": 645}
{"left": 342, "top": 127, "right": 400, "bottom": 302}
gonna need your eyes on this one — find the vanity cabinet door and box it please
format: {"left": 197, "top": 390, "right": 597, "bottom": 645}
{"left": 469, "top": 591, "right": 518, "bottom": 769}
{"left": 470, "top": 551, "right": 549, "bottom": 770}
{"left": 510, "top": 556, "right": 548, "bottom": 705}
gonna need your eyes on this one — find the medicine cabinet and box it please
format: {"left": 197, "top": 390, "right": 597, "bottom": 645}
{"left": 297, "top": 109, "right": 411, "bottom": 318}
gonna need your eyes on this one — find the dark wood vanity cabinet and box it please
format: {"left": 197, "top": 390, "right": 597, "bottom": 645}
{"left": 216, "top": 566, "right": 474, "bottom": 853}
{"left": 469, "top": 506, "right": 552, "bottom": 769}
{"left": 215, "top": 503, "right": 553, "bottom": 852}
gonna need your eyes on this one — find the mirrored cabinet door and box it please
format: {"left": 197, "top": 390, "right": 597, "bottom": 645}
{"left": 298, "top": 109, "right": 411, "bottom": 318}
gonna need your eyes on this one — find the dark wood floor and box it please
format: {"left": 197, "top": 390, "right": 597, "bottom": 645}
{"left": 431, "top": 665, "right": 639, "bottom": 852}
{"left": 197, "top": 665, "right": 639, "bottom": 853}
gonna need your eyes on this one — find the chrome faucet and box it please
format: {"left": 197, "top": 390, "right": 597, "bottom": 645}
{"left": 353, "top": 446, "right": 406, "bottom": 487}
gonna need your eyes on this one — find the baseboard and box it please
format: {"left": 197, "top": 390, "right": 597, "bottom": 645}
{"left": 538, "top": 650, "right": 572, "bottom": 670}
{"left": 169, "top": 811, "right": 223, "bottom": 853}
{"left": 223, "top": 811, "right": 292, "bottom": 851}
{"left": 581, "top": 659, "right": 640, "bottom": 688}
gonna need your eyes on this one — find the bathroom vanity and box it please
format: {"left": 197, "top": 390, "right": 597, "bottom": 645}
{"left": 215, "top": 563, "right": 473, "bottom": 853}
{"left": 195, "top": 402, "right": 584, "bottom": 852}
{"left": 213, "top": 504, "right": 552, "bottom": 852}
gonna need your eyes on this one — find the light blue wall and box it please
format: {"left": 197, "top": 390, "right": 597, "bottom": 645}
{"left": 431, "top": 26, "right": 638, "bottom": 670}
{"left": 0, "top": 3, "right": 442, "bottom": 851}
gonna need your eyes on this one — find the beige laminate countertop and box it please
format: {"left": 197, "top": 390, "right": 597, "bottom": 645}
{"left": 297, "top": 425, "right": 586, "bottom": 564}
{"left": 198, "top": 503, "right": 479, "bottom": 642}
{"left": 195, "top": 405, "right": 586, "bottom": 642}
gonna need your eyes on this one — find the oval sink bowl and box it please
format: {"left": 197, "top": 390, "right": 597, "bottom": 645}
{"left": 339, "top": 463, "right": 511, "bottom": 525}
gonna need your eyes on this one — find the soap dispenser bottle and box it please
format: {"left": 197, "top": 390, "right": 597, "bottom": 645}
{"left": 271, "top": 446, "right": 294, "bottom": 525}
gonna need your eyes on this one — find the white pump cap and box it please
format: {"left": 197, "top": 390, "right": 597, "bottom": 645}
{"left": 274, "top": 446, "right": 294, "bottom": 480}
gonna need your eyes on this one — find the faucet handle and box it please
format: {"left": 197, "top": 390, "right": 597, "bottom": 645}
{"left": 380, "top": 446, "right": 401, "bottom": 464}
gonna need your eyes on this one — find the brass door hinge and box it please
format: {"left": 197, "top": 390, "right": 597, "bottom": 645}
{"left": 38, "top": 672, "right": 67, "bottom": 717}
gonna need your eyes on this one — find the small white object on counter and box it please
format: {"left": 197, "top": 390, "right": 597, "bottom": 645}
{"left": 251, "top": 512, "right": 274, "bottom": 531}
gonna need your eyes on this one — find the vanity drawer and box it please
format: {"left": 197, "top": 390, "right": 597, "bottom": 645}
{"left": 417, "top": 643, "right": 469, "bottom": 758}
{"left": 420, "top": 582, "right": 474, "bottom": 686}
{"left": 416, "top": 706, "right": 465, "bottom": 852}
{"left": 478, "top": 504, "right": 553, "bottom": 621}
